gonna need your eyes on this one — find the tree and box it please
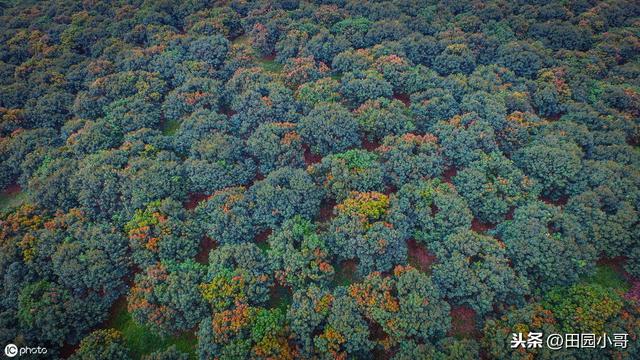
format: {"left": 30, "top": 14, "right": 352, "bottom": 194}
{"left": 430, "top": 230, "right": 529, "bottom": 315}
{"left": 340, "top": 70, "right": 393, "bottom": 107}
{"left": 103, "top": 96, "right": 161, "bottom": 133}
{"left": 69, "top": 151, "right": 125, "bottom": 221}
{"left": 373, "top": 54, "right": 412, "bottom": 92}
{"left": 331, "top": 49, "right": 374, "bottom": 74}
{"left": 275, "top": 29, "right": 308, "bottom": 62}
{"left": 308, "top": 149, "right": 385, "bottom": 202}
{"left": 354, "top": 98, "right": 414, "bottom": 142}
{"left": 161, "top": 77, "right": 221, "bottom": 120}
{"left": 495, "top": 201, "right": 596, "bottom": 292}
{"left": 183, "top": 133, "right": 256, "bottom": 194}
{"left": 393, "top": 338, "right": 479, "bottom": 360}
{"left": 570, "top": 160, "right": 640, "bottom": 205}
{"left": 302, "top": 28, "right": 349, "bottom": 64}
{"left": 496, "top": 41, "right": 547, "bottom": 79}
{"left": 313, "top": 290, "right": 374, "bottom": 359}
{"left": 410, "top": 89, "right": 460, "bottom": 133}
{"left": 142, "top": 345, "right": 189, "bottom": 360}
{"left": 120, "top": 152, "right": 187, "bottom": 216}
{"left": 282, "top": 56, "right": 329, "bottom": 89}
{"left": 187, "top": 34, "right": 229, "bottom": 68}
{"left": 71, "top": 329, "right": 131, "bottom": 360}
{"left": 513, "top": 137, "right": 583, "bottom": 200}
{"left": 49, "top": 222, "right": 130, "bottom": 302}
{"left": 267, "top": 216, "right": 334, "bottom": 290}
{"left": 73, "top": 71, "right": 166, "bottom": 120}
{"left": 460, "top": 91, "right": 507, "bottom": 132}
{"left": 543, "top": 284, "right": 624, "bottom": 334}
{"left": 0, "top": 128, "right": 59, "bottom": 190}
{"left": 453, "top": 152, "right": 539, "bottom": 224}
{"left": 198, "top": 306, "right": 294, "bottom": 360}
{"left": 295, "top": 77, "right": 341, "bottom": 114}
{"left": 298, "top": 102, "right": 360, "bottom": 156}
{"left": 331, "top": 17, "right": 372, "bottom": 48}
{"left": 433, "top": 43, "right": 476, "bottom": 75}
{"left": 128, "top": 261, "right": 207, "bottom": 335}
{"left": 625, "top": 247, "right": 640, "bottom": 279}
{"left": 390, "top": 179, "right": 471, "bottom": 246}
{"left": 195, "top": 186, "right": 253, "bottom": 246}
{"left": 328, "top": 192, "right": 407, "bottom": 275}
{"left": 565, "top": 187, "right": 637, "bottom": 258}
{"left": 433, "top": 113, "right": 499, "bottom": 168}
{"left": 24, "top": 91, "right": 74, "bottom": 129}
{"left": 482, "top": 303, "right": 561, "bottom": 360}
{"left": 247, "top": 122, "right": 305, "bottom": 175}
{"left": 532, "top": 69, "right": 569, "bottom": 117}
{"left": 202, "top": 243, "right": 273, "bottom": 312}
{"left": 20, "top": 209, "right": 129, "bottom": 318}
{"left": 125, "top": 198, "right": 201, "bottom": 268}
{"left": 496, "top": 111, "right": 543, "bottom": 156}
{"left": 348, "top": 266, "right": 451, "bottom": 345}
{"left": 288, "top": 286, "right": 373, "bottom": 359}
{"left": 27, "top": 154, "right": 79, "bottom": 211}
{"left": 247, "top": 167, "right": 322, "bottom": 230}
{"left": 400, "top": 33, "right": 441, "bottom": 67}
{"left": 376, "top": 134, "right": 444, "bottom": 188}
{"left": 228, "top": 83, "right": 300, "bottom": 136}
{"left": 364, "top": 20, "right": 408, "bottom": 47}
{"left": 18, "top": 280, "right": 102, "bottom": 346}
{"left": 172, "top": 109, "right": 231, "bottom": 154}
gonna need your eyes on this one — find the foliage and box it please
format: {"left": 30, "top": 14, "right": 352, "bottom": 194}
{"left": 203, "top": 243, "right": 273, "bottom": 311}
{"left": 354, "top": 98, "right": 414, "bottom": 142}
{"left": 197, "top": 306, "right": 294, "bottom": 360}
{"left": 433, "top": 113, "right": 499, "bottom": 167}
{"left": 128, "top": 261, "right": 207, "bottom": 336}
{"left": 348, "top": 266, "right": 451, "bottom": 345}
{"left": 340, "top": 70, "right": 393, "bottom": 107}
{"left": 142, "top": 345, "right": 190, "bottom": 360}
{"left": 268, "top": 216, "right": 334, "bottom": 290}
{"left": 125, "top": 198, "right": 201, "bottom": 268}
{"left": 376, "top": 134, "right": 444, "bottom": 188}
{"left": 430, "top": 230, "right": 529, "bottom": 315}
{"left": 183, "top": 133, "right": 256, "bottom": 194}
{"left": 1, "top": 0, "right": 639, "bottom": 357}
{"left": 328, "top": 192, "right": 407, "bottom": 275}
{"left": 17, "top": 279, "right": 104, "bottom": 346}
{"left": 295, "top": 77, "right": 341, "bottom": 113}
{"left": 453, "top": 152, "right": 539, "bottom": 224}
{"left": 247, "top": 122, "right": 305, "bottom": 175}
{"left": 543, "top": 284, "right": 624, "bottom": 334}
{"left": 390, "top": 179, "right": 472, "bottom": 246}
{"left": 482, "top": 303, "right": 561, "bottom": 360}
{"left": 247, "top": 167, "right": 322, "bottom": 230}
{"left": 495, "top": 201, "right": 596, "bottom": 293}
{"left": 308, "top": 149, "right": 384, "bottom": 202}
{"left": 71, "top": 329, "right": 131, "bottom": 360}
{"left": 565, "top": 186, "right": 638, "bottom": 258}
{"left": 288, "top": 286, "right": 373, "bottom": 358}
{"left": 195, "top": 187, "right": 252, "bottom": 246}
{"left": 298, "top": 102, "right": 361, "bottom": 156}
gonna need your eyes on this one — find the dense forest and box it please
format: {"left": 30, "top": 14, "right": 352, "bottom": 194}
{"left": 0, "top": 0, "right": 639, "bottom": 359}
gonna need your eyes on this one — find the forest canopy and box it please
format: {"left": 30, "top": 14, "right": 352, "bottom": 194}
{"left": 0, "top": 0, "right": 639, "bottom": 359}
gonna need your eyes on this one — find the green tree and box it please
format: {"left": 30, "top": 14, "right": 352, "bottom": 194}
{"left": 453, "top": 152, "right": 539, "bottom": 224}
{"left": 431, "top": 230, "right": 529, "bottom": 315}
